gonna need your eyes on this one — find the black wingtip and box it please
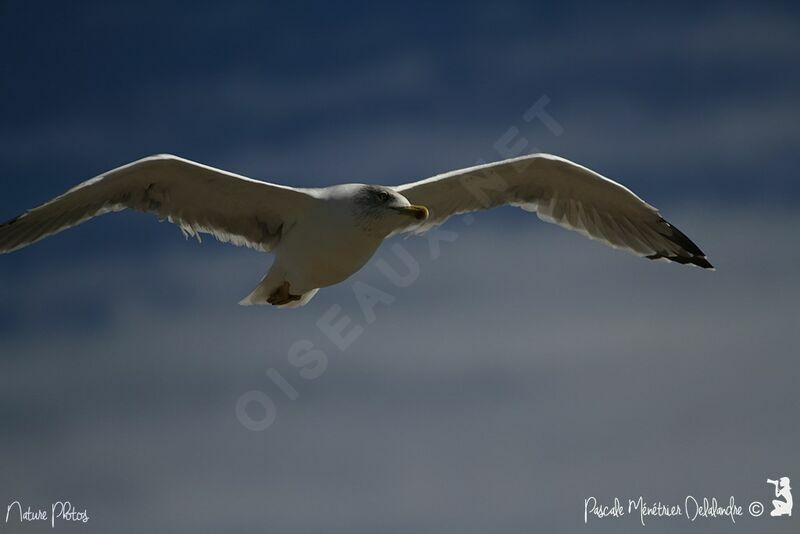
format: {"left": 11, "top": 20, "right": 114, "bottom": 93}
{"left": 694, "top": 257, "right": 714, "bottom": 270}
{"left": 648, "top": 217, "right": 714, "bottom": 270}
{"left": 647, "top": 252, "right": 714, "bottom": 270}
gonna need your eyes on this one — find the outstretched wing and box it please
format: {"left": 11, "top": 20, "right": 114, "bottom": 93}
{"left": 0, "top": 154, "right": 314, "bottom": 254}
{"left": 394, "top": 153, "right": 712, "bottom": 269}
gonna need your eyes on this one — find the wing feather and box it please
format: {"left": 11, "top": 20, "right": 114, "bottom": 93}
{"left": 0, "top": 154, "right": 314, "bottom": 254}
{"left": 394, "top": 153, "right": 712, "bottom": 269}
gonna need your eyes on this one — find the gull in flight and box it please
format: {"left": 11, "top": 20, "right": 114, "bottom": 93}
{"left": 0, "top": 153, "right": 712, "bottom": 307}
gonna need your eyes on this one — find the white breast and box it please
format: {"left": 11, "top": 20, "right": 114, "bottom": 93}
{"left": 274, "top": 198, "right": 384, "bottom": 292}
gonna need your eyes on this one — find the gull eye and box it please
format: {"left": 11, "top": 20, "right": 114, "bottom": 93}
{"left": 377, "top": 191, "right": 391, "bottom": 203}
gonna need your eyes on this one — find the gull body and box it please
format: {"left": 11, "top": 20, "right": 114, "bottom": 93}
{"left": 0, "top": 153, "right": 712, "bottom": 307}
{"left": 247, "top": 184, "right": 424, "bottom": 306}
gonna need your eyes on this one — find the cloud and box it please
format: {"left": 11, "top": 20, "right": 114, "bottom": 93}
{"left": 1, "top": 206, "right": 798, "bottom": 533}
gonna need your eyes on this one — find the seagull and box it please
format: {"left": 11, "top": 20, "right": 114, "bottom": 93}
{"left": 0, "top": 153, "right": 712, "bottom": 307}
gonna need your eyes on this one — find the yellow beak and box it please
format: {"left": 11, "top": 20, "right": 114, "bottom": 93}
{"left": 396, "top": 205, "right": 429, "bottom": 220}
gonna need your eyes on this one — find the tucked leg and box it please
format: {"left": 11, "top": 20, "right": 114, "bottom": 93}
{"left": 267, "top": 281, "right": 303, "bottom": 306}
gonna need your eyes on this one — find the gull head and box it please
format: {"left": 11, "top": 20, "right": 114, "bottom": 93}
{"left": 335, "top": 184, "right": 429, "bottom": 235}
{"left": 355, "top": 185, "right": 428, "bottom": 218}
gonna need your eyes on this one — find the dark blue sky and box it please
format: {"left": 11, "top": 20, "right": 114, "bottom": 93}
{"left": 1, "top": 1, "right": 798, "bottom": 218}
